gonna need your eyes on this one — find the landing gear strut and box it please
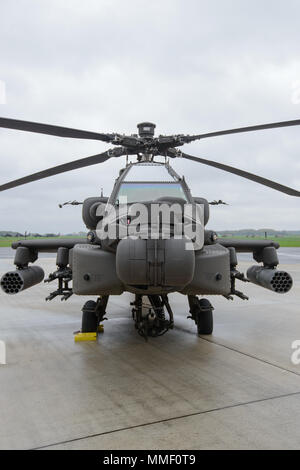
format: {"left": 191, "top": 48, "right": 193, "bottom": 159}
{"left": 188, "top": 295, "right": 214, "bottom": 335}
{"left": 131, "top": 294, "right": 174, "bottom": 340}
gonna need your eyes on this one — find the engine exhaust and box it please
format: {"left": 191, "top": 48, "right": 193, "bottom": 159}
{"left": 0, "top": 266, "right": 45, "bottom": 294}
{"left": 247, "top": 265, "right": 293, "bottom": 294}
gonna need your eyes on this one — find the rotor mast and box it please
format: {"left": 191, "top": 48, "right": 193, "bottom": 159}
{"left": 137, "top": 122, "right": 156, "bottom": 161}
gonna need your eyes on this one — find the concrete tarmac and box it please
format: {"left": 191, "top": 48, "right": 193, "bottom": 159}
{"left": 0, "top": 255, "right": 299, "bottom": 450}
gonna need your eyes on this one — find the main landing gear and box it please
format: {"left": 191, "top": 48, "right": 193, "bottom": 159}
{"left": 188, "top": 295, "right": 214, "bottom": 335}
{"left": 74, "top": 294, "right": 214, "bottom": 341}
{"left": 74, "top": 295, "right": 109, "bottom": 342}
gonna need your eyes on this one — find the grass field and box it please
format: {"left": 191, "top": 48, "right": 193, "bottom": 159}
{"left": 0, "top": 235, "right": 300, "bottom": 247}
{"left": 218, "top": 236, "right": 300, "bottom": 247}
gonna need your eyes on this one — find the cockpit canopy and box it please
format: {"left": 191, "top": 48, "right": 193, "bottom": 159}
{"left": 115, "top": 182, "right": 188, "bottom": 204}
{"left": 113, "top": 162, "right": 189, "bottom": 204}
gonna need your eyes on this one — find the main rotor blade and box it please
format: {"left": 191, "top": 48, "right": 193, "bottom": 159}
{"left": 168, "top": 150, "right": 300, "bottom": 197}
{"left": 0, "top": 147, "right": 125, "bottom": 192}
{"left": 185, "top": 118, "right": 300, "bottom": 142}
{"left": 0, "top": 117, "right": 117, "bottom": 143}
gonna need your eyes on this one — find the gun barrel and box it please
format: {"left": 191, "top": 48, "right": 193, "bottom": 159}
{"left": 1, "top": 266, "right": 44, "bottom": 294}
{"left": 247, "top": 265, "right": 293, "bottom": 294}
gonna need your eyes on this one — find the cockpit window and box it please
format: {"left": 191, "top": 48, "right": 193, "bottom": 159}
{"left": 115, "top": 182, "right": 188, "bottom": 204}
{"left": 123, "top": 164, "right": 175, "bottom": 182}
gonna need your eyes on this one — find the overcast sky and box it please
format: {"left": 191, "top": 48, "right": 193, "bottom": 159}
{"left": 0, "top": 0, "right": 300, "bottom": 233}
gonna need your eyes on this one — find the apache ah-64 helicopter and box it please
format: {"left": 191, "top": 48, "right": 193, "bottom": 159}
{"left": 0, "top": 117, "right": 299, "bottom": 340}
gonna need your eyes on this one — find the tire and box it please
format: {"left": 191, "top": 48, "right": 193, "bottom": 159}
{"left": 197, "top": 298, "right": 213, "bottom": 335}
{"left": 81, "top": 300, "right": 98, "bottom": 333}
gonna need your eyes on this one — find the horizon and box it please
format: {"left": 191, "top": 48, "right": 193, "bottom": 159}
{"left": 1, "top": 228, "right": 300, "bottom": 235}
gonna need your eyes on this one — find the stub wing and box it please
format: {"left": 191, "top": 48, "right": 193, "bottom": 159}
{"left": 11, "top": 238, "right": 87, "bottom": 253}
{"left": 218, "top": 238, "right": 280, "bottom": 253}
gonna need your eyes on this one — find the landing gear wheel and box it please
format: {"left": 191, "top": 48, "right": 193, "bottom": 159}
{"left": 197, "top": 299, "right": 213, "bottom": 335}
{"left": 81, "top": 300, "right": 98, "bottom": 333}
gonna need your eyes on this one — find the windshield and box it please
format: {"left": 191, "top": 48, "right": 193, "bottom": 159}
{"left": 115, "top": 182, "right": 188, "bottom": 204}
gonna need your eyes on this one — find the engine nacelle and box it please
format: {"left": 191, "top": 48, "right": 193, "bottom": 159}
{"left": 82, "top": 197, "right": 108, "bottom": 230}
{"left": 193, "top": 197, "right": 210, "bottom": 226}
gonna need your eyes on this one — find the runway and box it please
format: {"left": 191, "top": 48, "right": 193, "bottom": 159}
{"left": 0, "top": 251, "right": 299, "bottom": 450}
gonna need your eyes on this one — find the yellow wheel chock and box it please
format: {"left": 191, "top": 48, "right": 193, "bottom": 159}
{"left": 74, "top": 324, "right": 104, "bottom": 342}
{"left": 74, "top": 332, "right": 97, "bottom": 342}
